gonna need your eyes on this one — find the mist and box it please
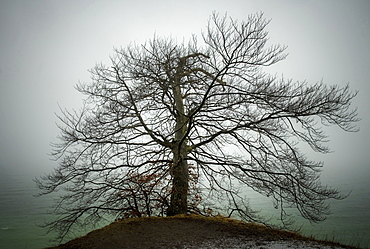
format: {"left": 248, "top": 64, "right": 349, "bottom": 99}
{"left": 0, "top": 0, "right": 369, "bottom": 184}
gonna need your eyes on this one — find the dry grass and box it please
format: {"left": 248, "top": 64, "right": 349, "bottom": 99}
{"left": 46, "top": 214, "right": 362, "bottom": 249}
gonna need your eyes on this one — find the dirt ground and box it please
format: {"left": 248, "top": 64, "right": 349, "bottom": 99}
{"left": 46, "top": 215, "right": 358, "bottom": 249}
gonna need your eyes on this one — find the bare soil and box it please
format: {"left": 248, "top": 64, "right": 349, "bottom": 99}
{"left": 46, "top": 215, "right": 359, "bottom": 249}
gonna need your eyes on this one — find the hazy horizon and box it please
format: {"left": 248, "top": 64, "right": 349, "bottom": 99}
{"left": 1, "top": 0, "right": 369, "bottom": 184}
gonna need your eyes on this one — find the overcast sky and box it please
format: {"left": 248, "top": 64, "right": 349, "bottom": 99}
{"left": 0, "top": 0, "right": 369, "bottom": 181}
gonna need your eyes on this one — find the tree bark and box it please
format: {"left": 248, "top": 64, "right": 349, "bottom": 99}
{"left": 167, "top": 144, "right": 189, "bottom": 215}
{"left": 167, "top": 64, "right": 189, "bottom": 215}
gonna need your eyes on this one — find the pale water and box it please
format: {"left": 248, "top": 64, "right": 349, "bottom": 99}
{"left": 244, "top": 170, "right": 370, "bottom": 249}
{"left": 0, "top": 166, "right": 369, "bottom": 249}
{"left": 0, "top": 170, "right": 62, "bottom": 249}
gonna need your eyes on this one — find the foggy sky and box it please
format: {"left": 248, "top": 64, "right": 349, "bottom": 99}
{"left": 0, "top": 0, "right": 369, "bottom": 180}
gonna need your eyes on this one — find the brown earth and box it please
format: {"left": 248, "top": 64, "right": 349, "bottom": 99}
{"left": 46, "top": 215, "right": 359, "bottom": 249}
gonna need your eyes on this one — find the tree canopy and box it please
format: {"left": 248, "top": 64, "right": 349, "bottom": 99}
{"left": 36, "top": 13, "right": 359, "bottom": 241}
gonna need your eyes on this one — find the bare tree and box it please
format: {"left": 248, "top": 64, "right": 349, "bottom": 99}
{"left": 36, "top": 13, "right": 359, "bottom": 241}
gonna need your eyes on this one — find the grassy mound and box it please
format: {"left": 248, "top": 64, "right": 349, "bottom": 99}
{"left": 46, "top": 215, "right": 360, "bottom": 249}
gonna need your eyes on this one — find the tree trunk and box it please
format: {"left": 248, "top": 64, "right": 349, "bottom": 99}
{"left": 167, "top": 144, "right": 189, "bottom": 216}
{"left": 167, "top": 72, "right": 189, "bottom": 216}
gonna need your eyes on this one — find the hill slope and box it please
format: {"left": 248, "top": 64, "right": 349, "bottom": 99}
{"left": 46, "top": 215, "right": 359, "bottom": 249}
